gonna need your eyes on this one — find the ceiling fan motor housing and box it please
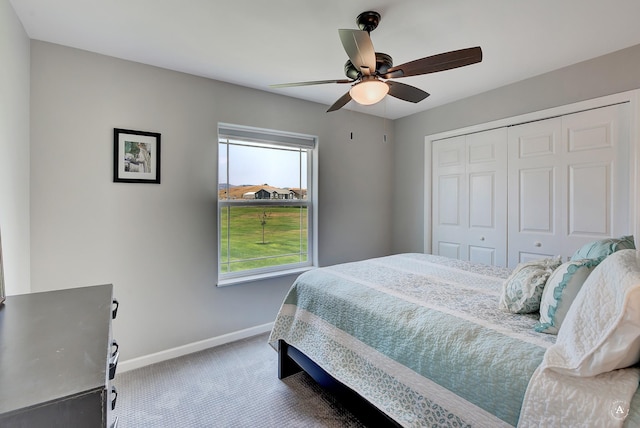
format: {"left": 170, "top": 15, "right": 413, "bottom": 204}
{"left": 344, "top": 53, "right": 393, "bottom": 79}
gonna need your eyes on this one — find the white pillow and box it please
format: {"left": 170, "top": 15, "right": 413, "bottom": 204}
{"left": 535, "top": 258, "right": 602, "bottom": 334}
{"left": 543, "top": 250, "right": 640, "bottom": 376}
{"left": 499, "top": 257, "right": 561, "bottom": 314}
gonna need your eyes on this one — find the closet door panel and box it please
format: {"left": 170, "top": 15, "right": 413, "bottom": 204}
{"left": 566, "top": 112, "right": 614, "bottom": 153}
{"left": 512, "top": 166, "right": 559, "bottom": 263}
{"left": 469, "top": 172, "right": 495, "bottom": 228}
{"left": 466, "top": 128, "right": 507, "bottom": 266}
{"left": 518, "top": 167, "right": 555, "bottom": 233}
{"left": 434, "top": 173, "right": 467, "bottom": 259}
{"left": 469, "top": 246, "right": 496, "bottom": 266}
{"left": 432, "top": 129, "right": 507, "bottom": 266}
{"left": 432, "top": 137, "right": 468, "bottom": 260}
{"left": 568, "top": 163, "right": 610, "bottom": 236}
{"left": 438, "top": 175, "right": 462, "bottom": 225}
{"left": 517, "top": 133, "right": 556, "bottom": 158}
{"left": 467, "top": 172, "right": 499, "bottom": 265}
{"left": 437, "top": 142, "right": 466, "bottom": 168}
{"left": 518, "top": 251, "right": 557, "bottom": 264}
{"left": 508, "top": 117, "right": 564, "bottom": 267}
{"left": 438, "top": 241, "right": 462, "bottom": 259}
{"left": 562, "top": 104, "right": 630, "bottom": 252}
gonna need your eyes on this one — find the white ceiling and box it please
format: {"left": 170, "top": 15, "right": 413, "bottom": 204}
{"left": 10, "top": 0, "right": 640, "bottom": 119}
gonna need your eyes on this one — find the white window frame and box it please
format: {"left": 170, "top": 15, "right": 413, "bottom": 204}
{"left": 217, "top": 123, "right": 318, "bottom": 286}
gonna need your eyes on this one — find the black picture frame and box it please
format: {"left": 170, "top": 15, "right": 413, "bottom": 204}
{"left": 113, "top": 128, "right": 161, "bottom": 184}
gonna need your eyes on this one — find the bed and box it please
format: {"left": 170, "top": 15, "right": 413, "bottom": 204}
{"left": 268, "top": 250, "right": 640, "bottom": 427}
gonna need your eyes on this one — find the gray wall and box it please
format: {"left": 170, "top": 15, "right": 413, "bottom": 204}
{"left": 0, "top": 0, "right": 31, "bottom": 295}
{"left": 29, "top": 41, "right": 394, "bottom": 360}
{"left": 14, "top": 0, "right": 640, "bottom": 362}
{"left": 393, "top": 43, "right": 640, "bottom": 254}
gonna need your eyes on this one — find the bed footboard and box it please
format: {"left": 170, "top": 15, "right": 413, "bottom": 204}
{"left": 277, "top": 340, "right": 401, "bottom": 427}
{"left": 277, "top": 339, "right": 304, "bottom": 379}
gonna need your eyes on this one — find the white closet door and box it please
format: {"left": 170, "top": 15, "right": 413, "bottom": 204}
{"left": 466, "top": 128, "right": 508, "bottom": 266}
{"left": 432, "top": 129, "right": 507, "bottom": 266}
{"left": 508, "top": 103, "right": 630, "bottom": 267}
{"left": 432, "top": 136, "right": 467, "bottom": 260}
{"left": 562, "top": 103, "right": 630, "bottom": 252}
{"left": 508, "top": 117, "right": 564, "bottom": 267}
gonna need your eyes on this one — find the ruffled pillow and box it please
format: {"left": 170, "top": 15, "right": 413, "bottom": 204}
{"left": 535, "top": 258, "right": 603, "bottom": 334}
{"left": 499, "top": 257, "right": 561, "bottom": 314}
{"left": 571, "top": 235, "right": 635, "bottom": 260}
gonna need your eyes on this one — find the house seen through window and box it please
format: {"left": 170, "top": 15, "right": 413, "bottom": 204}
{"left": 217, "top": 124, "right": 317, "bottom": 285}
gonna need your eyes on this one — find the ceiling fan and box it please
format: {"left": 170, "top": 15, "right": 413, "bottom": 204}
{"left": 271, "top": 11, "right": 483, "bottom": 112}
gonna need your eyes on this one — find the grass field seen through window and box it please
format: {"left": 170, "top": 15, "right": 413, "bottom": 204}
{"left": 219, "top": 205, "right": 308, "bottom": 273}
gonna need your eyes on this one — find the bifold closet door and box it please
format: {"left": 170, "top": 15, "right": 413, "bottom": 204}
{"left": 432, "top": 128, "right": 507, "bottom": 266}
{"left": 466, "top": 129, "right": 507, "bottom": 266}
{"left": 561, "top": 104, "right": 630, "bottom": 253}
{"left": 507, "top": 117, "right": 564, "bottom": 266}
{"left": 507, "top": 103, "right": 630, "bottom": 267}
{"left": 432, "top": 135, "right": 467, "bottom": 260}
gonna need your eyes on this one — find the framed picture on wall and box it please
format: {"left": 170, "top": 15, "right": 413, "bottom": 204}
{"left": 113, "top": 128, "right": 161, "bottom": 184}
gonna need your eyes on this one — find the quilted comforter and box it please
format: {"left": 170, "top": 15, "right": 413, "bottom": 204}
{"left": 268, "top": 253, "right": 640, "bottom": 427}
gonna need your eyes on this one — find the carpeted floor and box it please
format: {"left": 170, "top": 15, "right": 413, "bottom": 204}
{"left": 113, "top": 333, "right": 366, "bottom": 427}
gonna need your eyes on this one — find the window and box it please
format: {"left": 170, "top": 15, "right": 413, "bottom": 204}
{"left": 217, "top": 124, "right": 317, "bottom": 285}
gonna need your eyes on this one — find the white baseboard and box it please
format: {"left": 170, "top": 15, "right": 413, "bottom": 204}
{"left": 118, "top": 322, "right": 274, "bottom": 373}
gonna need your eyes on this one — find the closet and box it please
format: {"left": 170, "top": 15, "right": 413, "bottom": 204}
{"left": 432, "top": 128, "right": 507, "bottom": 266}
{"left": 431, "top": 101, "right": 631, "bottom": 268}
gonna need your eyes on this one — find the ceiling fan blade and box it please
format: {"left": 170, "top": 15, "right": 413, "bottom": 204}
{"left": 270, "top": 79, "right": 353, "bottom": 88}
{"left": 339, "top": 29, "right": 376, "bottom": 73}
{"left": 327, "top": 91, "right": 352, "bottom": 112}
{"left": 383, "top": 46, "right": 482, "bottom": 79}
{"left": 386, "top": 81, "right": 430, "bottom": 103}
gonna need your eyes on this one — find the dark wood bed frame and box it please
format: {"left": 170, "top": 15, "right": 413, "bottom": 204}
{"left": 277, "top": 339, "right": 402, "bottom": 427}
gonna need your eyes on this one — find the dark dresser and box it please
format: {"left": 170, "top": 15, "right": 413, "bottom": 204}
{"left": 0, "top": 284, "right": 119, "bottom": 427}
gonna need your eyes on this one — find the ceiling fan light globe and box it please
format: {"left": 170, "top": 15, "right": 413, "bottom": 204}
{"left": 349, "top": 80, "right": 389, "bottom": 105}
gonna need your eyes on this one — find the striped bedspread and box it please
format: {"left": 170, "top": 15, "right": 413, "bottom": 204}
{"left": 268, "top": 253, "right": 557, "bottom": 427}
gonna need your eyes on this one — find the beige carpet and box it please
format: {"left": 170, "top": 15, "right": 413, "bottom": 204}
{"left": 113, "top": 333, "right": 367, "bottom": 427}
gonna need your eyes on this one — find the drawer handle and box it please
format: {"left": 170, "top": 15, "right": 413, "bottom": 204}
{"left": 111, "top": 340, "right": 119, "bottom": 358}
{"left": 111, "top": 386, "right": 118, "bottom": 411}
{"left": 112, "top": 299, "right": 119, "bottom": 319}
{"left": 534, "top": 242, "right": 542, "bottom": 247}
{"left": 480, "top": 236, "right": 485, "bottom": 241}
{"left": 109, "top": 341, "right": 120, "bottom": 380}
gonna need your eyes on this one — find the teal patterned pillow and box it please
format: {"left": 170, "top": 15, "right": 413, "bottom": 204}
{"left": 571, "top": 235, "right": 635, "bottom": 260}
{"left": 499, "top": 257, "right": 562, "bottom": 314}
{"left": 535, "top": 257, "right": 604, "bottom": 334}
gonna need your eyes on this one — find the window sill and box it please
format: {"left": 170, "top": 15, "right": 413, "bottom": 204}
{"left": 216, "top": 266, "right": 316, "bottom": 287}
